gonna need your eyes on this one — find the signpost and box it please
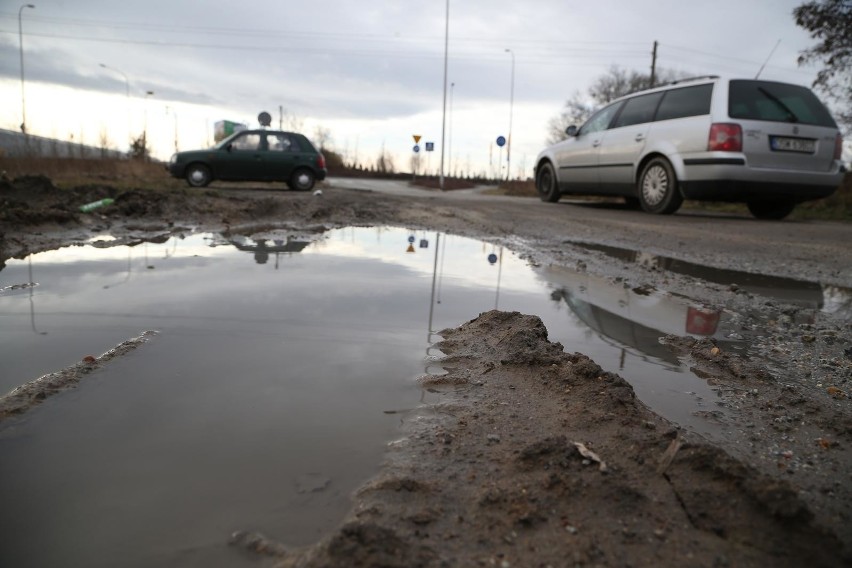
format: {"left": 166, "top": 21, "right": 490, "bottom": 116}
{"left": 496, "top": 136, "right": 506, "bottom": 182}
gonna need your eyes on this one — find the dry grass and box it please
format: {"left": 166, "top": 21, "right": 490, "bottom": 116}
{"left": 0, "top": 157, "right": 184, "bottom": 191}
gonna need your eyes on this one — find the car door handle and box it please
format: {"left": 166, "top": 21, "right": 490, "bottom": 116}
{"left": 592, "top": 140, "right": 602, "bottom": 147}
{"left": 635, "top": 134, "right": 645, "bottom": 142}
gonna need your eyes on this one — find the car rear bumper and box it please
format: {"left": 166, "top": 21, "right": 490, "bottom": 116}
{"left": 316, "top": 168, "right": 327, "bottom": 181}
{"left": 680, "top": 162, "right": 843, "bottom": 202}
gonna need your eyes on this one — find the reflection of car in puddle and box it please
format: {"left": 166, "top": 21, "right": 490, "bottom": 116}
{"left": 577, "top": 242, "right": 827, "bottom": 310}
{"left": 541, "top": 265, "right": 731, "bottom": 367}
{"left": 228, "top": 237, "right": 311, "bottom": 266}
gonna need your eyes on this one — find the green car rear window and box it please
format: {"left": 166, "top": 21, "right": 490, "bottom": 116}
{"left": 728, "top": 80, "right": 836, "bottom": 127}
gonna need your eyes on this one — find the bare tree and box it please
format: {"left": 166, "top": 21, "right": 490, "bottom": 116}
{"left": 313, "top": 125, "right": 332, "bottom": 151}
{"left": 99, "top": 127, "right": 112, "bottom": 159}
{"left": 376, "top": 142, "right": 396, "bottom": 174}
{"left": 546, "top": 91, "right": 595, "bottom": 144}
{"left": 280, "top": 109, "right": 304, "bottom": 133}
{"left": 794, "top": 0, "right": 852, "bottom": 132}
{"left": 547, "top": 66, "right": 686, "bottom": 144}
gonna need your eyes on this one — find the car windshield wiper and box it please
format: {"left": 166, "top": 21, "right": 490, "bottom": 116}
{"left": 757, "top": 87, "right": 799, "bottom": 123}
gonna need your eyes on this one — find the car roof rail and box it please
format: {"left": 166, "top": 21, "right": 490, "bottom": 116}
{"left": 656, "top": 75, "right": 720, "bottom": 88}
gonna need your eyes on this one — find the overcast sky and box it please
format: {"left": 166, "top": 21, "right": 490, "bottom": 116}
{"left": 0, "top": 0, "right": 827, "bottom": 176}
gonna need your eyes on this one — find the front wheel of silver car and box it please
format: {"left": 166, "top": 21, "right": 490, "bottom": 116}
{"left": 637, "top": 158, "right": 682, "bottom": 215}
{"left": 185, "top": 164, "right": 212, "bottom": 188}
{"left": 290, "top": 168, "right": 316, "bottom": 191}
{"left": 536, "top": 162, "right": 560, "bottom": 203}
{"left": 747, "top": 200, "right": 796, "bottom": 220}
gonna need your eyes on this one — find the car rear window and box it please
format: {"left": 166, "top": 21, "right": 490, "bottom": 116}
{"left": 612, "top": 92, "right": 664, "bottom": 128}
{"left": 655, "top": 84, "right": 713, "bottom": 121}
{"left": 728, "top": 80, "right": 836, "bottom": 127}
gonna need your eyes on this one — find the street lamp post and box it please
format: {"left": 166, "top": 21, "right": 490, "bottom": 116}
{"left": 18, "top": 3, "right": 35, "bottom": 134}
{"left": 438, "top": 0, "right": 450, "bottom": 191}
{"left": 99, "top": 63, "right": 131, "bottom": 146}
{"left": 448, "top": 82, "right": 455, "bottom": 177}
{"left": 143, "top": 91, "right": 154, "bottom": 159}
{"left": 505, "top": 48, "right": 515, "bottom": 183}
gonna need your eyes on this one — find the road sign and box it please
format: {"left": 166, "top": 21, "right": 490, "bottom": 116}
{"left": 425, "top": 142, "right": 434, "bottom": 152}
{"left": 413, "top": 145, "right": 420, "bottom": 153}
{"left": 496, "top": 136, "right": 506, "bottom": 147}
{"left": 413, "top": 135, "right": 422, "bottom": 143}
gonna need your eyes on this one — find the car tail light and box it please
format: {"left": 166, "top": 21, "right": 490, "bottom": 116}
{"left": 708, "top": 123, "right": 742, "bottom": 152}
{"left": 317, "top": 154, "right": 326, "bottom": 169}
{"left": 835, "top": 133, "right": 843, "bottom": 160}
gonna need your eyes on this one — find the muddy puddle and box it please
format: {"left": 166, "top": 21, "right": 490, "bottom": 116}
{"left": 0, "top": 226, "right": 780, "bottom": 567}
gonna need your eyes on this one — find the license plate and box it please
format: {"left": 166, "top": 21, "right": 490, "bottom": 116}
{"left": 770, "top": 136, "right": 815, "bottom": 153}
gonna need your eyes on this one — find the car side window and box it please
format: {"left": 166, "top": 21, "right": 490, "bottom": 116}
{"left": 231, "top": 133, "right": 261, "bottom": 151}
{"left": 612, "top": 92, "right": 664, "bottom": 128}
{"left": 578, "top": 102, "right": 623, "bottom": 136}
{"left": 268, "top": 134, "right": 293, "bottom": 152}
{"left": 655, "top": 84, "right": 713, "bottom": 121}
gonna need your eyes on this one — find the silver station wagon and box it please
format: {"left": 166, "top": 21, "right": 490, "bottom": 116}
{"left": 534, "top": 76, "right": 845, "bottom": 219}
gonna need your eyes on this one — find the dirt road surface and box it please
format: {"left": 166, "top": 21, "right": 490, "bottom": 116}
{"left": 1, "top": 174, "right": 851, "bottom": 567}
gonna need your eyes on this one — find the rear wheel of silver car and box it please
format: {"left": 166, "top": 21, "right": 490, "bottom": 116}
{"left": 185, "top": 164, "right": 212, "bottom": 188}
{"left": 747, "top": 200, "right": 796, "bottom": 220}
{"left": 638, "top": 158, "right": 683, "bottom": 215}
{"left": 536, "top": 162, "right": 560, "bottom": 202}
{"left": 290, "top": 168, "right": 316, "bottom": 191}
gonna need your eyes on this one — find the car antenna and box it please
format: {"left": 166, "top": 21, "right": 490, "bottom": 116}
{"left": 755, "top": 39, "right": 781, "bottom": 79}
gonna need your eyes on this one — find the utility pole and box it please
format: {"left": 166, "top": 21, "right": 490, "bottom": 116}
{"left": 438, "top": 0, "right": 450, "bottom": 191}
{"left": 650, "top": 40, "right": 658, "bottom": 88}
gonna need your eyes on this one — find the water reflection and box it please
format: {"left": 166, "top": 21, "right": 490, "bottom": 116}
{"left": 575, "top": 241, "right": 829, "bottom": 310}
{"left": 541, "top": 265, "right": 733, "bottom": 369}
{"left": 228, "top": 236, "right": 311, "bottom": 266}
{"left": 0, "top": 227, "right": 747, "bottom": 568}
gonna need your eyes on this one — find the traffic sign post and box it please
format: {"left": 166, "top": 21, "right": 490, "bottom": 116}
{"left": 496, "top": 136, "right": 506, "bottom": 183}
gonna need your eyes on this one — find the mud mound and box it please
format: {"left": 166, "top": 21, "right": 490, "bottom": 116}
{"left": 231, "top": 311, "right": 845, "bottom": 567}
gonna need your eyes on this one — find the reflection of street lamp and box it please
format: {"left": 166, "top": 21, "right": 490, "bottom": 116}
{"left": 18, "top": 3, "right": 35, "bottom": 134}
{"left": 99, "top": 63, "right": 130, "bottom": 144}
{"left": 505, "top": 48, "right": 515, "bottom": 182}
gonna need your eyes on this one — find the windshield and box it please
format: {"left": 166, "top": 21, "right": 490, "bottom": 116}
{"left": 728, "top": 80, "right": 836, "bottom": 127}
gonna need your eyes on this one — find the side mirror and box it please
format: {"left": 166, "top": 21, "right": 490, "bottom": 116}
{"left": 565, "top": 125, "right": 579, "bottom": 137}
{"left": 226, "top": 143, "right": 233, "bottom": 152}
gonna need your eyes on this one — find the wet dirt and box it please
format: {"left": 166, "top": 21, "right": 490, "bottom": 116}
{"left": 1, "top": 175, "right": 851, "bottom": 566}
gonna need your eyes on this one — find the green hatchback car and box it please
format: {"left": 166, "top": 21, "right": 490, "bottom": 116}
{"left": 166, "top": 129, "right": 327, "bottom": 190}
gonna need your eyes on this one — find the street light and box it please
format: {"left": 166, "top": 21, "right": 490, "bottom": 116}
{"left": 505, "top": 48, "right": 515, "bottom": 183}
{"left": 438, "top": 0, "right": 450, "bottom": 191}
{"left": 99, "top": 63, "right": 131, "bottom": 145}
{"left": 448, "top": 82, "right": 455, "bottom": 177}
{"left": 18, "top": 3, "right": 35, "bottom": 134}
{"left": 143, "top": 90, "right": 154, "bottom": 159}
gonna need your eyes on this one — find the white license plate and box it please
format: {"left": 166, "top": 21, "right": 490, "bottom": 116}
{"left": 770, "top": 136, "right": 815, "bottom": 153}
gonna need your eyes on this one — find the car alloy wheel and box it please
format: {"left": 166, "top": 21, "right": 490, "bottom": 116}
{"left": 186, "top": 164, "right": 211, "bottom": 188}
{"left": 637, "top": 157, "right": 682, "bottom": 215}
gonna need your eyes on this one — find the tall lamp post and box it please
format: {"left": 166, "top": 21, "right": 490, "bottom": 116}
{"left": 505, "top": 48, "right": 515, "bottom": 183}
{"left": 143, "top": 90, "right": 154, "bottom": 160}
{"left": 448, "top": 82, "right": 455, "bottom": 177}
{"left": 18, "top": 3, "right": 35, "bottom": 134}
{"left": 99, "top": 63, "right": 131, "bottom": 146}
{"left": 438, "top": 0, "right": 450, "bottom": 191}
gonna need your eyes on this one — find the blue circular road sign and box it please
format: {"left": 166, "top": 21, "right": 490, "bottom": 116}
{"left": 496, "top": 136, "right": 506, "bottom": 147}
{"left": 413, "top": 145, "right": 420, "bottom": 153}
